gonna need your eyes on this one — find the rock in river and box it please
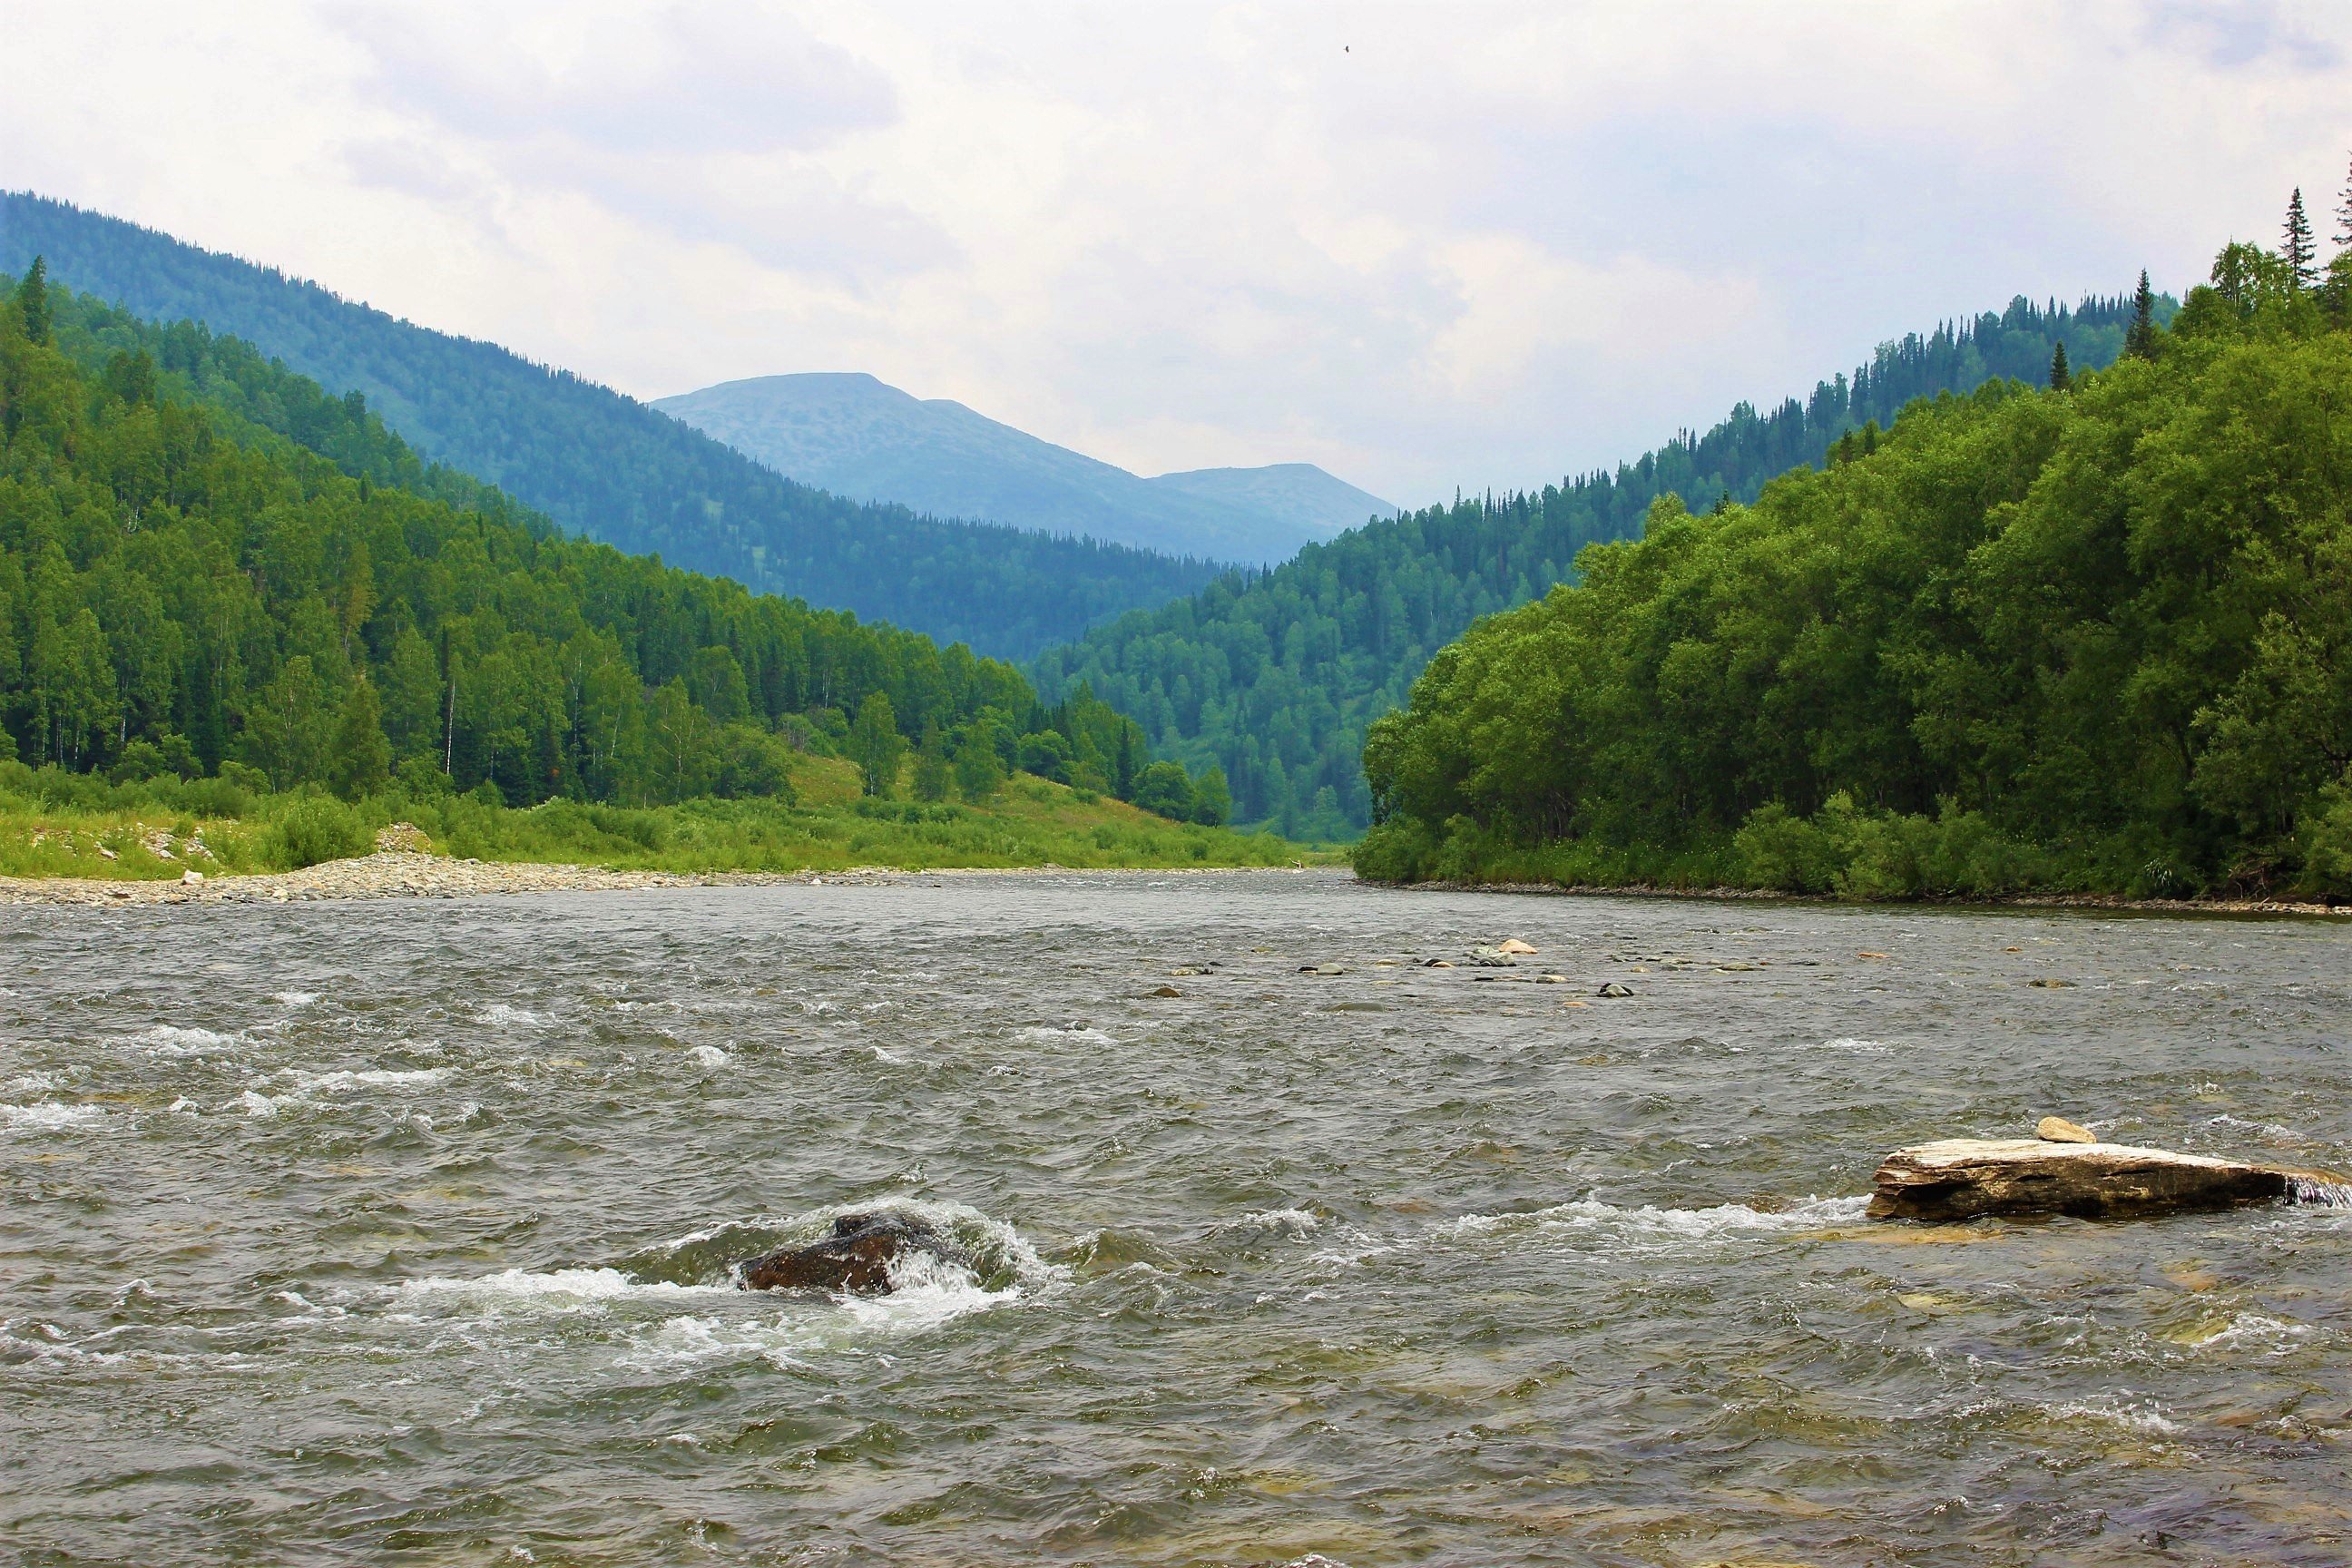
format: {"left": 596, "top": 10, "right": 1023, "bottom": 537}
{"left": 2035, "top": 1115, "right": 2096, "bottom": 1143}
{"left": 740, "top": 1211, "right": 972, "bottom": 1294}
{"left": 1867, "top": 1138, "right": 2346, "bottom": 1222}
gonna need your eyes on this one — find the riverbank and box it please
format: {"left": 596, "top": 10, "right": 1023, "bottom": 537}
{"left": 1366, "top": 876, "right": 2352, "bottom": 920}
{"left": 0, "top": 761, "right": 1332, "bottom": 892}
{"left": 0, "top": 849, "right": 1328, "bottom": 906}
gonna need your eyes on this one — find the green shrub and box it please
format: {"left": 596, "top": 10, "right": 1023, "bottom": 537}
{"left": 270, "top": 795, "right": 374, "bottom": 869}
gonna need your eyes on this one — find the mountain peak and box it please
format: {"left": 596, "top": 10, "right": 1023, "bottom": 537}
{"left": 653, "top": 372, "right": 1395, "bottom": 564}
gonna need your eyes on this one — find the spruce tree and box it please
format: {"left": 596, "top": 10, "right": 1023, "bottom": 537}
{"left": 16, "top": 256, "right": 49, "bottom": 343}
{"left": 2285, "top": 187, "right": 2318, "bottom": 288}
{"left": 2337, "top": 154, "right": 2352, "bottom": 251}
{"left": 328, "top": 678, "right": 392, "bottom": 801}
{"left": 2123, "top": 270, "right": 2158, "bottom": 359}
{"left": 2048, "top": 340, "right": 2071, "bottom": 392}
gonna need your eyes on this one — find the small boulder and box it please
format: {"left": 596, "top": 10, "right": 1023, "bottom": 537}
{"left": 740, "top": 1211, "right": 970, "bottom": 1294}
{"left": 2036, "top": 1115, "right": 2097, "bottom": 1143}
{"left": 1596, "top": 982, "right": 1634, "bottom": 998}
{"left": 1868, "top": 1138, "right": 2341, "bottom": 1222}
{"left": 1298, "top": 964, "right": 1345, "bottom": 975}
{"left": 181, "top": 869, "right": 205, "bottom": 886}
{"left": 1424, "top": 958, "right": 1454, "bottom": 969}
{"left": 1496, "top": 938, "right": 1538, "bottom": 956}
{"left": 1149, "top": 985, "right": 1182, "bottom": 998}
{"left": 97, "top": 846, "right": 119, "bottom": 861}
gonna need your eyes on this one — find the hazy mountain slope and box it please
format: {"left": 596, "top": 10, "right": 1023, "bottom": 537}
{"left": 0, "top": 192, "right": 1218, "bottom": 661}
{"left": 1148, "top": 463, "right": 1399, "bottom": 539}
{"left": 1035, "top": 290, "right": 2162, "bottom": 838}
{"left": 655, "top": 371, "right": 1390, "bottom": 563}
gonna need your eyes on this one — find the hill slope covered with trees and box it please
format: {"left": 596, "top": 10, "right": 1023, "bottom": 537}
{"left": 0, "top": 192, "right": 1219, "bottom": 662}
{"left": 0, "top": 266, "right": 1231, "bottom": 828}
{"left": 1357, "top": 241, "right": 2352, "bottom": 900}
{"left": 1036, "top": 292, "right": 2157, "bottom": 837}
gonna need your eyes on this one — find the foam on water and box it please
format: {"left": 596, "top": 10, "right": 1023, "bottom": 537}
{"left": 1016, "top": 1024, "right": 1114, "bottom": 1045}
{"left": 286, "top": 1068, "right": 455, "bottom": 1093}
{"left": 475, "top": 1003, "right": 554, "bottom": 1029}
{"left": 133, "top": 1024, "right": 241, "bottom": 1057}
{"left": 2042, "top": 1395, "right": 2185, "bottom": 1436}
{"left": 1, "top": 1102, "right": 105, "bottom": 1133}
{"left": 1453, "top": 1194, "right": 1871, "bottom": 1246}
{"left": 1234, "top": 1207, "right": 1322, "bottom": 1235}
{"left": 395, "top": 1267, "right": 730, "bottom": 1312}
{"left": 686, "top": 1044, "right": 731, "bottom": 1067}
{"left": 2192, "top": 1313, "right": 2317, "bottom": 1353}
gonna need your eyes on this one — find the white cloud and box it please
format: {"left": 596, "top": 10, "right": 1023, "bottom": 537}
{"left": 7, "top": 1, "right": 2352, "bottom": 509}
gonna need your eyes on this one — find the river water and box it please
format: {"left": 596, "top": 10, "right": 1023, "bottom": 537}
{"left": 5, "top": 870, "right": 2350, "bottom": 1566}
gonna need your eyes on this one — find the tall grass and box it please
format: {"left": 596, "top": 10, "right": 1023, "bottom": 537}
{"left": 0, "top": 760, "right": 1314, "bottom": 878}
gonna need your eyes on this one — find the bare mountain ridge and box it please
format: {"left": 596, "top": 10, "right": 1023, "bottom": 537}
{"left": 655, "top": 372, "right": 1398, "bottom": 565}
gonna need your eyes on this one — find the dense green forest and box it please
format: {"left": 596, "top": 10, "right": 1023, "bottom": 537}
{"left": 0, "top": 266, "right": 1231, "bottom": 825}
{"left": 1036, "top": 292, "right": 2161, "bottom": 838}
{"left": 0, "top": 192, "right": 1220, "bottom": 662}
{"left": 1358, "top": 239, "right": 2352, "bottom": 900}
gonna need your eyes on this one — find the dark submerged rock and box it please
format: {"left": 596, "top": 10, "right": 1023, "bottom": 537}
{"left": 740, "top": 1210, "right": 972, "bottom": 1294}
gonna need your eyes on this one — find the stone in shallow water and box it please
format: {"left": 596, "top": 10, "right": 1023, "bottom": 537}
{"left": 1867, "top": 1138, "right": 2334, "bottom": 1221}
{"left": 2036, "top": 1115, "right": 2097, "bottom": 1142}
{"left": 740, "top": 1211, "right": 970, "bottom": 1294}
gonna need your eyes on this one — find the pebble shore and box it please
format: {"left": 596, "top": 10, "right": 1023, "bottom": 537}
{"left": 0, "top": 850, "right": 826, "bottom": 907}
{"left": 0, "top": 853, "right": 1293, "bottom": 907}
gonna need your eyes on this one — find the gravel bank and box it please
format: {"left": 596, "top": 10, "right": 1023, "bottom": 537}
{"left": 0, "top": 855, "right": 1301, "bottom": 907}
{"left": 0, "top": 851, "right": 814, "bottom": 906}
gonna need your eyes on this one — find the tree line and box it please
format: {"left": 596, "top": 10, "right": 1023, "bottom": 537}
{"left": 1358, "top": 208, "right": 2352, "bottom": 900}
{"left": 1035, "top": 292, "right": 2155, "bottom": 838}
{"left": 0, "top": 266, "right": 1228, "bottom": 822}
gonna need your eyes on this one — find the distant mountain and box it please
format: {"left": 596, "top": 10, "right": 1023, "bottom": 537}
{"left": 0, "top": 192, "right": 1218, "bottom": 662}
{"left": 653, "top": 372, "right": 1396, "bottom": 564}
{"left": 1150, "top": 463, "right": 1399, "bottom": 544}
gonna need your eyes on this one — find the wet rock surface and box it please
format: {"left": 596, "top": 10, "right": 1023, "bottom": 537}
{"left": 1868, "top": 1137, "right": 2337, "bottom": 1221}
{"left": 739, "top": 1211, "right": 973, "bottom": 1294}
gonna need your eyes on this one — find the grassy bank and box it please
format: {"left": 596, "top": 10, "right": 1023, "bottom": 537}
{"left": 0, "top": 756, "right": 1325, "bottom": 880}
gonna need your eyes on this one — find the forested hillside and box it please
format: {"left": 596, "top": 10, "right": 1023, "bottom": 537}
{"left": 0, "top": 192, "right": 1219, "bottom": 661}
{"left": 1358, "top": 241, "right": 2352, "bottom": 900}
{"left": 0, "top": 266, "right": 1230, "bottom": 823}
{"left": 1036, "top": 291, "right": 2157, "bottom": 837}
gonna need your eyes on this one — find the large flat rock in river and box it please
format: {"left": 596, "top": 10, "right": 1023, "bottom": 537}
{"left": 1869, "top": 1137, "right": 2305, "bottom": 1221}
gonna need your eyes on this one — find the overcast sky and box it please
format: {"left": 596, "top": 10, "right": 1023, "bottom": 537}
{"left": 7, "top": 2, "right": 2349, "bottom": 506}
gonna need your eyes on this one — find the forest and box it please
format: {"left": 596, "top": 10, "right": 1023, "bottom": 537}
{"left": 1035, "top": 291, "right": 2156, "bottom": 837}
{"left": 0, "top": 266, "right": 1231, "bottom": 827}
{"left": 0, "top": 192, "right": 1220, "bottom": 662}
{"left": 1357, "top": 238, "right": 2352, "bottom": 900}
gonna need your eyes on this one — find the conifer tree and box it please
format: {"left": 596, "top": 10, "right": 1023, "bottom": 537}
{"left": 2285, "top": 187, "right": 2318, "bottom": 288}
{"left": 328, "top": 677, "right": 392, "bottom": 800}
{"left": 16, "top": 256, "right": 49, "bottom": 343}
{"left": 2123, "top": 271, "right": 2159, "bottom": 359}
{"left": 2337, "top": 154, "right": 2352, "bottom": 251}
{"left": 2048, "top": 340, "right": 2071, "bottom": 391}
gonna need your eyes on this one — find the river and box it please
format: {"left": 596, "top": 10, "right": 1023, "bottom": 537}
{"left": 5, "top": 870, "right": 2349, "bottom": 1565}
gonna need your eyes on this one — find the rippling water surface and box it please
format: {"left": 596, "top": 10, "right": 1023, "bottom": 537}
{"left": 5, "top": 871, "right": 2352, "bottom": 1565}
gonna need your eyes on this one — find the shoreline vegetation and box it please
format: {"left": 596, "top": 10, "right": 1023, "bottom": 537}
{"left": 1359, "top": 238, "right": 2352, "bottom": 907}
{"left": 1358, "top": 877, "right": 2352, "bottom": 921}
{"left": 0, "top": 756, "right": 1325, "bottom": 898}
